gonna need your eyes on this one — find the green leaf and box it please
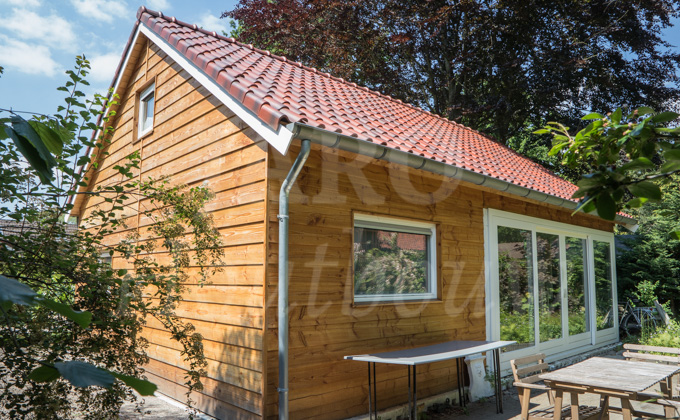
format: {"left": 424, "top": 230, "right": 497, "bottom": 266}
{"left": 574, "top": 196, "right": 596, "bottom": 213}
{"left": 0, "top": 275, "right": 37, "bottom": 306}
{"left": 582, "top": 112, "right": 605, "bottom": 120}
{"left": 628, "top": 181, "right": 662, "bottom": 200}
{"left": 660, "top": 161, "right": 680, "bottom": 174}
{"left": 28, "top": 365, "right": 60, "bottom": 383}
{"left": 533, "top": 128, "right": 550, "bottom": 135}
{"left": 548, "top": 142, "right": 568, "bottom": 156}
{"left": 576, "top": 173, "right": 604, "bottom": 189}
{"left": 620, "top": 158, "right": 654, "bottom": 171}
{"left": 4, "top": 126, "right": 54, "bottom": 184}
{"left": 595, "top": 192, "right": 617, "bottom": 220}
{"left": 636, "top": 106, "right": 655, "bottom": 116}
{"left": 11, "top": 115, "right": 57, "bottom": 168}
{"left": 610, "top": 108, "right": 622, "bottom": 125}
{"left": 54, "top": 361, "right": 115, "bottom": 388}
{"left": 670, "top": 231, "right": 680, "bottom": 240}
{"left": 112, "top": 372, "right": 157, "bottom": 396}
{"left": 37, "top": 297, "right": 92, "bottom": 329}
{"left": 0, "top": 123, "right": 9, "bottom": 141}
{"left": 664, "top": 149, "right": 680, "bottom": 162}
{"left": 626, "top": 197, "right": 649, "bottom": 208}
{"left": 650, "top": 111, "right": 679, "bottom": 123}
{"left": 27, "top": 121, "right": 64, "bottom": 155}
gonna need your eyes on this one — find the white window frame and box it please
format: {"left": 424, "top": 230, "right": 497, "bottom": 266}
{"left": 137, "top": 83, "right": 155, "bottom": 138}
{"left": 484, "top": 209, "right": 618, "bottom": 364}
{"left": 353, "top": 214, "right": 437, "bottom": 303}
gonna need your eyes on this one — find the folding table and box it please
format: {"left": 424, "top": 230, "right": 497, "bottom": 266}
{"left": 345, "top": 340, "right": 515, "bottom": 419}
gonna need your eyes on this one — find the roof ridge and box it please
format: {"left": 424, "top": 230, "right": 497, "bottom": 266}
{"left": 135, "top": 7, "right": 489, "bottom": 137}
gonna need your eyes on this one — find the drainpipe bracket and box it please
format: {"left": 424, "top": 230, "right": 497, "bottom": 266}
{"left": 277, "top": 214, "right": 289, "bottom": 221}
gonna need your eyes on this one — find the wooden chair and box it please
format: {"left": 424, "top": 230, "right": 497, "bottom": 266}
{"left": 510, "top": 353, "right": 601, "bottom": 420}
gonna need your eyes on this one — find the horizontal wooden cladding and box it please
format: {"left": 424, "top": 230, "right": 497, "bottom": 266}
{"left": 147, "top": 344, "right": 261, "bottom": 393}
{"left": 145, "top": 315, "right": 263, "bottom": 350}
{"left": 146, "top": 359, "right": 262, "bottom": 418}
{"left": 143, "top": 325, "right": 262, "bottom": 371}
{"left": 482, "top": 187, "right": 614, "bottom": 232}
{"left": 78, "top": 42, "right": 269, "bottom": 420}
{"left": 265, "top": 361, "right": 463, "bottom": 419}
{"left": 145, "top": 284, "right": 264, "bottom": 308}
{"left": 113, "top": 244, "right": 264, "bottom": 269}
{"left": 146, "top": 299, "right": 263, "bottom": 329}
{"left": 265, "top": 143, "right": 496, "bottom": 418}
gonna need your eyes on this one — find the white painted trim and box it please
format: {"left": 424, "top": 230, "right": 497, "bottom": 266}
{"left": 139, "top": 24, "right": 296, "bottom": 155}
{"left": 137, "top": 82, "right": 155, "bottom": 137}
{"left": 353, "top": 213, "right": 437, "bottom": 303}
{"left": 486, "top": 209, "right": 619, "bottom": 366}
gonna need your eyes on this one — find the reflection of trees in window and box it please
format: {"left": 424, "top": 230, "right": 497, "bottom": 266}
{"left": 566, "top": 237, "right": 589, "bottom": 335}
{"left": 498, "top": 226, "right": 534, "bottom": 350}
{"left": 594, "top": 241, "right": 613, "bottom": 330}
{"left": 354, "top": 228, "right": 428, "bottom": 296}
{"left": 537, "top": 233, "right": 561, "bottom": 342}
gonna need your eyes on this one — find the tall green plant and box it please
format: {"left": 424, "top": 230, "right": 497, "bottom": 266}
{"left": 0, "top": 57, "right": 223, "bottom": 418}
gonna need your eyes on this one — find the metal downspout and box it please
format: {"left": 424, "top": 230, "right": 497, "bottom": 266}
{"left": 278, "top": 139, "right": 311, "bottom": 420}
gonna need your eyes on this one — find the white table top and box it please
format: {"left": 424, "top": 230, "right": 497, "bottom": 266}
{"left": 344, "top": 340, "right": 516, "bottom": 366}
{"left": 540, "top": 357, "right": 680, "bottom": 393}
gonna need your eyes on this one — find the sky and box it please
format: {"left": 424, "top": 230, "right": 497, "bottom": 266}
{"left": 2, "top": 1, "right": 680, "bottom": 118}
{"left": 0, "top": 0, "right": 238, "bottom": 116}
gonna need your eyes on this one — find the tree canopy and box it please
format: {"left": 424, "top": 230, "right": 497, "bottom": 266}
{"left": 224, "top": 0, "right": 680, "bottom": 158}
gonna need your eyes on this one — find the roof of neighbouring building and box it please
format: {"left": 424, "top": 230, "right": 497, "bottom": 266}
{"left": 132, "top": 7, "right": 579, "bottom": 201}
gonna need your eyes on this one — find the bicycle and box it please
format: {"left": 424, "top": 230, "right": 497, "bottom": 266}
{"left": 619, "top": 300, "right": 659, "bottom": 337}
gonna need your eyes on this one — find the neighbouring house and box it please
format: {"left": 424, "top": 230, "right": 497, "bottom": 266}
{"left": 71, "top": 7, "right": 634, "bottom": 420}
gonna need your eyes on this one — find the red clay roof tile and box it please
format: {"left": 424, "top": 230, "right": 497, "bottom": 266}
{"left": 136, "top": 7, "right": 579, "bottom": 202}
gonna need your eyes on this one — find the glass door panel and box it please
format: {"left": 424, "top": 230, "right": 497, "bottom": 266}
{"left": 566, "top": 237, "right": 589, "bottom": 335}
{"left": 497, "top": 226, "right": 534, "bottom": 352}
{"left": 594, "top": 240, "right": 614, "bottom": 330}
{"left": 536, "top": 232, "right": 561, "bottom": 342}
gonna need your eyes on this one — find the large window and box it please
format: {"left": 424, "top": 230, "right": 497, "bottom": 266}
{"left": 353, "top": 214, "right": 437, "bottom": 302}
{"left": 488, "top": 210, "right": 617, "bottom": 359}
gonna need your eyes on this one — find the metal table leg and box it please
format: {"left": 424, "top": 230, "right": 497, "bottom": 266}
{"left": 407, "top": 365, "right": 412, "bottom": 419}
{"left": 367, "top": 363, "right": 373, "bottom": 420}
{"left": 373, "top": 363, "right": 377, "bottom": 419}
{"left": 413, "top": 365, "right": 417, "bottom": 419}
{"left": 493, "top": 348, "right": 503, "bottom": 414}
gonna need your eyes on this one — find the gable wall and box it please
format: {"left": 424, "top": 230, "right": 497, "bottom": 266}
{"left": 77, "top": 38, "right": 269, "bottom": 419}
{"left": 265, "top": 142, "right": 613, "bottom": 419}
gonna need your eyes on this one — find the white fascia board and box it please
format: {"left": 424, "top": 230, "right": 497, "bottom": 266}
{"left": 139, "top": 24, "right": 295, "bottom": 155}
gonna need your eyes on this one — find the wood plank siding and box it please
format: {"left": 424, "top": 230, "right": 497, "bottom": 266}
{"left": 265, "top": 143, "right": 614, "bottom": 419}
{"left": 74, "top": 38, "right": 268, "bottom": 419}
{"left": 75, "top": 34, "right": 616, "bottom": 420}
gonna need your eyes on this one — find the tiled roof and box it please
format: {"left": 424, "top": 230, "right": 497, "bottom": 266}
{"left": 136, "top": 7, "right": 578, "bottom": 202}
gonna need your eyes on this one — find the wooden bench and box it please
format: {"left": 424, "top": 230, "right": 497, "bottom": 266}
{"left": 623, "top": 343, "right": 680, "bottom": 365}
{"left": 622, "top": 344, "right": 680, "bottom": 417}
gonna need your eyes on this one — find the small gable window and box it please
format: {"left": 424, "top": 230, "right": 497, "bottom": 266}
{"left": 353, "top": 214, "right": 437, "bottom": 303}
{"left": 138, "top": 83, "right": 155, "bottom": 138}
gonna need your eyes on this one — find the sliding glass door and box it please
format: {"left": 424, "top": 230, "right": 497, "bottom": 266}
{"left": 488, "top": 210, "right": 617, "bottom": 360}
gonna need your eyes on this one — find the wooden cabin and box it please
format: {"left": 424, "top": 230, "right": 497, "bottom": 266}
{"left": 71, "top": 7, "right": 632, "bottom": 420}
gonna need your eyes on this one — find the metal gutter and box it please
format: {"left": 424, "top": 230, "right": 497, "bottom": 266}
{"left": 289, "top": 123, "right": 637, "bottom": 229}
{"left": 277, "top": 138, "right": 311, "bottom": 420}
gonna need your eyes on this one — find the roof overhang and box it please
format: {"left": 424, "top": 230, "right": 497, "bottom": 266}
{"left": 290, "top": 122, "right": 638, "bottom": 230}
{"left": 138, "top": 24, "right": 295, "bottom": 154}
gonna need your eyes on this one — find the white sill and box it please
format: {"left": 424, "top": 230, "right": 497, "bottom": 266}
{"left": 354, "top": 293, "right": 438, "bottom": 304}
